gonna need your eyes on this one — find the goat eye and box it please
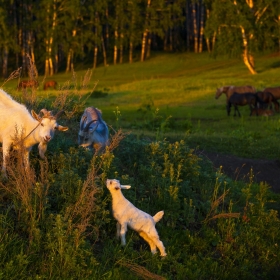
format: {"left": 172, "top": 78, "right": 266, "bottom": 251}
{"left": 41, "top": 123, "right": 44, "bottom": 127}
{"left": 54, "top": 126, "right": 58, "bottom": 130}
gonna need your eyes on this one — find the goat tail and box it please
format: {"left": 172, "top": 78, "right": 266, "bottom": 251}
{"left": 153, "top": 211, "right": 164, "bottom": 223}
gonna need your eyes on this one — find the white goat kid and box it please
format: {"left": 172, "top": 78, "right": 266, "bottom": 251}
{"left": 78, "top": 107, "right": 109, "bottom": 152}
{"left": 0, "top": 89, "right": 68, "bottom": 174}
{"left": 106, "top": 179, "right": 167, "bottom": 257}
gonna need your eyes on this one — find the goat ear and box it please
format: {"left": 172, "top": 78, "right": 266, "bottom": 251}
{"left": 31, "top": 110, "right": 40, "bottom": 121}
{"left": 56, "top": 125, "right": 68, "bottom": 132}
{"left": 120, "top": 185, "right": 131, "bottom": 189}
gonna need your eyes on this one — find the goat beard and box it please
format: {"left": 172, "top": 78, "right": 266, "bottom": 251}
{"left": 38, "top": 142, "right": 48, "bottom": 159}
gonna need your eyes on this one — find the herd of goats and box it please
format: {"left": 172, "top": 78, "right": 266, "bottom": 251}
{"left": 215, "top": 85, "right": 280, "bottom": 116}
{"left": 0, "top": 88, "right": 167, "bottom": 257}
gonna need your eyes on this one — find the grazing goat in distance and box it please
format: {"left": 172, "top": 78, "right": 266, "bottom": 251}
{"left": 0, "top": 89, "right": 68, "bottom": 175}
{"left": 106, "top": 179, "right": 167, "bottom": 257}
{"left": 78, "top": 107, "right": 109, "bottom": 152}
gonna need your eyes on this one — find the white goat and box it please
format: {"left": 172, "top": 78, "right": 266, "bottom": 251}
{"left": 106, "top": 179, "right": 167, "bottom": 257}
{"left": 78, "top": 107, "right": 109, "bottom": 152}
{"left": 0, "top": 89, "right": 68, "bottom": 174}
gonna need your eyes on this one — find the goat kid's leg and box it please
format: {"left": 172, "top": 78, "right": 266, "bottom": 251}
{"left": 139, "top": 232, "right": 157, "bottom": 254}
{"left": 150, "top": 234, "right": 167, "bottom": 257}
{"left": 116, "top": 222, "right": 121, "bottom": 239}
{"left": 120, "top": 223, "right": 127, "bottom": 246}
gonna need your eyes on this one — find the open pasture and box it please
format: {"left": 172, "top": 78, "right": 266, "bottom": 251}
{"left": 1, "top": 52, "right": 280, "bottom": 279}
{"left": 34, "top": 52, "right": 280, "bottom": 160}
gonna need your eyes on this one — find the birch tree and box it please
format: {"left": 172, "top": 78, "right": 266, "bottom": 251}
{"left": 205, "top": 0, "right": 280, "bottom": 74}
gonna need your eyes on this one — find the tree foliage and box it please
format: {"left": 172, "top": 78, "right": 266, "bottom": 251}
{"left": 0, "top": 0, "right": 279, "bottom": 76}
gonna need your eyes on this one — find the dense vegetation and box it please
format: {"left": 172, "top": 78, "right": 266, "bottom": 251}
{"left": 0, "top": 52, "right": 280, "bottom": 279}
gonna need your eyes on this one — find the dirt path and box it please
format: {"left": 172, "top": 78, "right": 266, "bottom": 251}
{"left": 197, "top": 151, "right": 280, "bottom": 193}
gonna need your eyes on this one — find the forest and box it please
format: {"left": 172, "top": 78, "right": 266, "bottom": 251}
{"left": 0, "top": 0, "right": 280, "bottom": 77}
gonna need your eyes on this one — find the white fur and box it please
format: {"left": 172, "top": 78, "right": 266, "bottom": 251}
{"left": 106, "top": 179, "right": 167, "bottom": 257}
{"left": 0, "top": 89, "right": 68, "bottom": 174}
{"left": 78, "top": 107, "right": 109, "bottom": 152}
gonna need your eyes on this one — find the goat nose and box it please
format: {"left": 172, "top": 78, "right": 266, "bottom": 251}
{"left": 44, "top": 135, "right": 51, "bottom": 142}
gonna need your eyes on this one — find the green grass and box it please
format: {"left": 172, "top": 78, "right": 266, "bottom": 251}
{"left": 37, "top": 51, "right": 280, "bottom": 160}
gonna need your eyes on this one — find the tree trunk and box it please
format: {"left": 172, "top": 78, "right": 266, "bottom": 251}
{"left": 119, "top": 32, "right": 123, "bottom": 63}
{"left": 185, "top": 3, "right": 190, "bottom": 51}
{"left": 2, "top": 46, "right": 8, "bottom": 78}
{"left": 192, "top": 3, "right": 198, "bottom": 53}
{"left": 212, "top": 32, "right": 216, "bottom": 50}
{"left": 240, "top": 26, "right": 256, "bottom": 74}
{"left": 141, "top": 0, "right": 151, "bottom": 62}
{"left": 129, "top": 2, "right": 135, "bottom": 63}
{"left": 198, "top": 4, "right": 204, "bottom": 53}
{"left": 105, "top": 9, "right": 109, "bottom": 49}
{"left": 205, "top": 9, "right": 211, "bottom": 53}
{"left": 114, "top": 27, "right": 118, "bottom": 65}
{"left": 45, "top": 58, "right": 49, "bottom": 76}
{"left": 169, "top": 27, "right": 173, "bottom": 51}
{"left": 129, "top": 41, "right": 133, "bottom": 63}
{"left": 164, "top": 31, "right": 168, "bottom": 51}
{"left": 146, "top": 34, "right": 151, "bottom": 58}
{"left": 101, "top": 34, "right": 107, "bottom": 66}
{"left": 93, "top": 45, "right": 98, "bottom": 69}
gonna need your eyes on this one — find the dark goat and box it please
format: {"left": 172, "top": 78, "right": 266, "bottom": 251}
{"left": 78, "top": 107, "right": 109, "bottom": 152}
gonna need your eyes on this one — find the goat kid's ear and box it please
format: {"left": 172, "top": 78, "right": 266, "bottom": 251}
{"left": 120, "top": 185, "right": 131, "bottom": 190}
{"left": 31, "top": 110, "right": 41, "bottom": 121}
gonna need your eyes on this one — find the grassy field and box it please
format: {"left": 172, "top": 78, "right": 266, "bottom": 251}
{"left": 1, "top": 52, "right": 280, "bottom": 279}
{"left": 16, "top": 51, "right": 279, "bottom": 159}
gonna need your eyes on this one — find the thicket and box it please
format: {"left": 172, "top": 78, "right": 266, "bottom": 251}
{"left": 0, "top": 80, "right": 279, "bottom": 279}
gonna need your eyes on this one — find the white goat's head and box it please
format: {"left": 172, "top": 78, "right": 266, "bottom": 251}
{"left": 106, "top": 179, "right": 131, "bottom": 193}
{"left": 31, "top": 109, "right": 68, "bottom": 158}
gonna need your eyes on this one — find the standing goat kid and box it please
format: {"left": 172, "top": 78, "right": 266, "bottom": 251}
{"left": 0, "top": 89, "right": 68, "bottom": 174}
{"left": 106, "top": 179, "right": 167, "bottom": 257}
{"left": 78, "top": 107, "right": 109, "bottom": 152}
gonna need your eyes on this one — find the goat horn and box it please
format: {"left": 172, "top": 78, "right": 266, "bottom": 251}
{"left": 80, "top": 116, "right": 87, "bottom": 130}
{"left": 40, "top": 108, "right": 49, "bottom": 116}
{"left": 83, "top": 120, "right": 97, "bottom": 132}
{"left": 54, "top": 110, "right": 65, "bottom": 119}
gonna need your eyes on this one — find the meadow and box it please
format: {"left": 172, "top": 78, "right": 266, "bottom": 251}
{"left": 0, "top": 52, "right": 280, "bottom": 279}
